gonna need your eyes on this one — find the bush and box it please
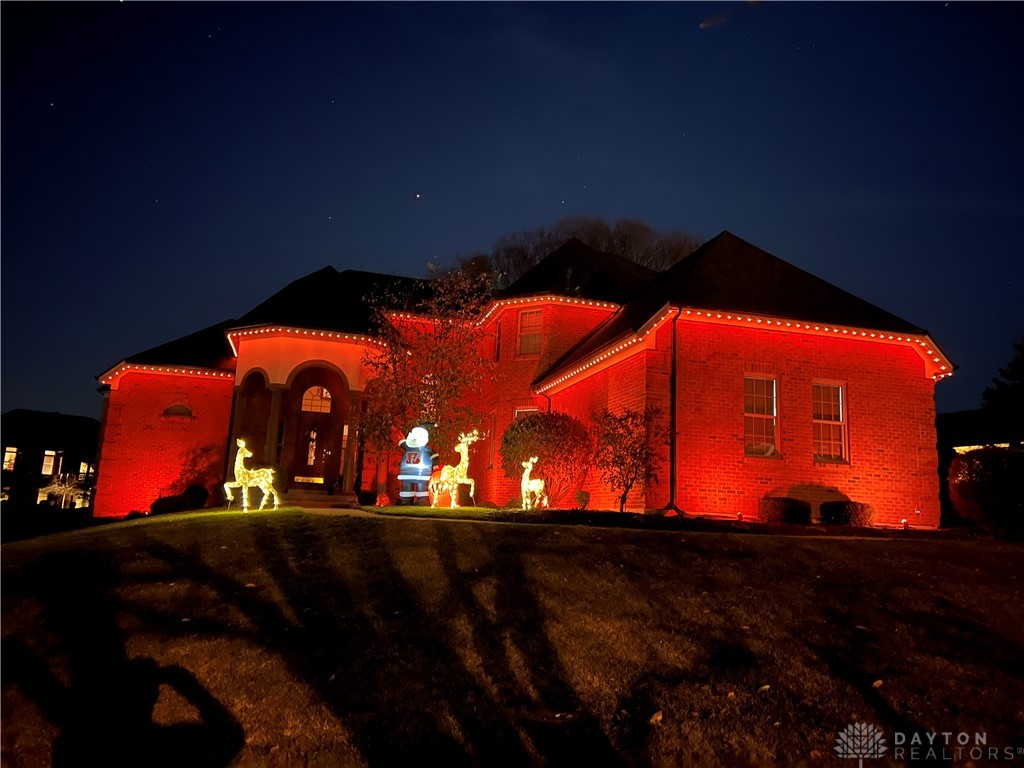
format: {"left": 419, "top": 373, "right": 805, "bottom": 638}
{"left": 949, "top": 447, "right": 1024, "bottom": 535}
{"left": 183, "top": 484, "right": 209, "bottom": 509}
{"left": 575, "top": 490, "right": 590, "bottom": 510}
{"left": 820, "top": 501, "right": 875, "bottom": 526}
{"left": 150, "top": 495, "right": 189, "bottom": 515}
{"left": 759, "top": 496, "right": 812, "bottom": 525}
{"left": 500, "top": 412, "right": 591, "bottom": 507}
{"left": 150, "top": 484, "right": 211, "bottom": 515}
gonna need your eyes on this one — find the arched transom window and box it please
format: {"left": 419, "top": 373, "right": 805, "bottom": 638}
{"left": 301, "top": 386, "right": 332, "bottom": 413}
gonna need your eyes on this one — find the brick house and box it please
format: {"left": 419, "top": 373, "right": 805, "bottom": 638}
{"left": 93, "top": 231, "right": 953, "bottom": 526}
{"left": 2, "top": 409, "right": 99, "bottom": 511}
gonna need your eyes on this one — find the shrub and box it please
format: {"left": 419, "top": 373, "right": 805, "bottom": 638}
{"left": 949, "top": 447, "right": 1024, "bottom": 535}
{"left": 150, "top": 495, "right": 188, "bottom": 515}
{"left": 593, "top": 406, "right": 666, "bottom": 513}
{"left": 150, "top": 484, "right": 211, "bottom": 515}
{"left": 820, "top": 501, "right": 875, "bottom": 526}
{"left": 500, "top": 412, "right": 591, "bottom": 507}
{"left": 183, "top": 484, "right": 209, "bottom": 509}
{"left": 575, "top": 489, "right": 590, "bottom": 510}
{"left": 759, "top": 496, "right": 812, "bottom": 525}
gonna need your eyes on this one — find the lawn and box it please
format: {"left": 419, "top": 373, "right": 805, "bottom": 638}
{"left": 2, "top": 508, "right": 1022, "bottom": 767}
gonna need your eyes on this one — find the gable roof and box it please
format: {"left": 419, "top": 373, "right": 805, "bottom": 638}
{"left": 234, "top": 267, "right": 429, "bottom": 333}
{"left": 102, "top": 268, "right": 430, "bottom": 376}
{"left": 648, "top": 230, "right": 926, "bottom": 334}
{"left": 535, "top": 230, "right": 934, "bottom": 388}
{"left": 120, "top": 318, "right": 238, "bottom": 370}
{"left": 1, "top": 409, "right": 100, "bottom": 452}
{"left": 502, "top": 237, "right": 659, "bottom": 304}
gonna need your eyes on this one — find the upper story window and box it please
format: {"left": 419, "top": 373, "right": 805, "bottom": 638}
{"left": 517, "top": 309, "right": 543, "bottom": 356}
{"left": 813, "top": 382, "right": 848, "bottom": 462}
{"left": 744, "top": 376, "right": 778, "bottom": 457}
{"left": 162, "top": 403, "right": 193, "bottom": 418}
{"left": 41, "top": 450, "right": 60, "bottom": 476}
{"left": 301, "top": 386, "right": 332, "bottom": 413}
{"left": 3, "top": 447, "right": 16, "bottom": 471}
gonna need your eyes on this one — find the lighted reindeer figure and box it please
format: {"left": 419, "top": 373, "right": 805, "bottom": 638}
{"left": 430, "top": 429, "right": 481, "bottom": 508}
{"left": 224, "top": 439, "right": 280, "bottom": 512}
{"left": 520, "top": 456, "right": 549, "bottom": 510}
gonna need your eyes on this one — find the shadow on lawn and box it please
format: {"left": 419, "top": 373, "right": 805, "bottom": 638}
{"left": 1, "top": 550, "right": 244, "bottom": 767}
{"left": 128, "top": 517, "right": 621, "bottom": 765}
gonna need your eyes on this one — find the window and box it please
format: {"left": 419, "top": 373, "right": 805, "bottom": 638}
{"left": 3, "top": 447, "right": 16, "bottom": 471}
{"left": 517, "top": 309, "right": 542, "bottom": 356}
{"left": 514, "top": 408, "right": 539, "bottom": 419}
{"left": 744, "top": 377, "right": 777, "bottom": 457}
{"left": 301, "top": 386, "right": 332, "bottom": 413}
{"left": 41, "top": 450, "right": 59, "bottom": 475}
{"left": 162, "top": 403, "right": 193, "bottom": 418}
{"left": 813, "top": 382, "right": 847, "bottom": 462}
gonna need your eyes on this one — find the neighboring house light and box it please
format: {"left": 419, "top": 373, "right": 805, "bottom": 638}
{"left": 3, "top": 447, "right": 16, "bottom": 471}
{"left": 41, "top": 450, "right": 60, "bottom": 475}
{"left": 953, "top": 443, "right": 1011, "bottom": 454}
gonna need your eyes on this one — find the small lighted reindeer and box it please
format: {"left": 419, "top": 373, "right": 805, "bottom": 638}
{"left": 224, "top": 439, "right": 280, "bottom": 512}
{"left": 430, "top": 429, "right": 481, "bottom": 508}
{"left": 520, "top": 455, "right": 548, "bottom": 510}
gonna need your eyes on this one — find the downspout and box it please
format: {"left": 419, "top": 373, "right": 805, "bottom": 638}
{"left": 539, "top": 391, "right": 552, "bottom": 413}
{"left": 667, "top": 307, "right": 683, "bottom": 515}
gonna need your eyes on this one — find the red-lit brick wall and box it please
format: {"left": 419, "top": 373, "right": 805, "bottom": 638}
{"left": 549, "top": 350, "right": 651, "bottom": 510}
{"left": 93, "top": 372, "right": 235, "bottom": 518}
{"left": 92, "top": 305, "right": 942, "bottom": 526}
{"left": 673, "top": 319, "right": 940, "bottom": 527}
{"left": 481, "top": 303, "right": 617, "bottom": 505}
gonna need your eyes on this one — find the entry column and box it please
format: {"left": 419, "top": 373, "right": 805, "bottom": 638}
{"left": 264, "top": 386, "right": 287, "bottom": 465}
{"left": 341, "top": 390, "right": 363, "bottom": 494}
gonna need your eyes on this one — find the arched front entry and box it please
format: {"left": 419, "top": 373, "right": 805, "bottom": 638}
{"left": 280, "top": 366, "right": 350, "bottom": 491}
{"left": 233, "top": 371, "right": 272, "bottom": 463}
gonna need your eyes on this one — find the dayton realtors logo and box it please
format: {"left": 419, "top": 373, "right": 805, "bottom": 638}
{"left": 835, "top": 722, "right": 887, "bottom": 767}
{"left": 836, "top": 724, "right": 1021, "bottom": 764}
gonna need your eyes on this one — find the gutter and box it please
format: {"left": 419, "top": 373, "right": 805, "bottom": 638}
{"left": 667, "top": 306, "right": 684, "bottom": 515}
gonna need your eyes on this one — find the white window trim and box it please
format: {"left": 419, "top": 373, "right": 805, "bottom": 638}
{"left": 743, "top": 375, "right": 779, "bottom": 458}
{"left": 812, "top": 380, "right": 849, "bottom": 463}
{"left": 517, "top": 309, "right": 543, "bottom": 356}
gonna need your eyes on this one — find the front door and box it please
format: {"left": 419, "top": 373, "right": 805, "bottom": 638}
{"left": 288, "top": 381, "right": 345, "bottom": 489}
{"left": 293, "top": 414, "right": 329, "bottom": 483}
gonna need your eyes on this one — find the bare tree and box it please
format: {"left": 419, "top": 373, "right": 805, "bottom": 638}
{"left": 360, "top": 265, "right": 495, "bottom": 464}
{"left": 593, "top": 406, "right": 666, "bottom": 513}
{"left": 489, "top": 216, "right": 703, "bottom": 286}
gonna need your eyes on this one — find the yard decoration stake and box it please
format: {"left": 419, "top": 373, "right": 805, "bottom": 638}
{"left": 224, "top": 439, "right": 280, "bottom": 512}
{"left": 520, "top": 456, "right": 548, "bottom": 510}
{"left": 430, "top": 429, "right": 481, "bottom": 508}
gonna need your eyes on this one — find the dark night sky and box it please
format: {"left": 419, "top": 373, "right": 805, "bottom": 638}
{"left": 2, "top": 2, "right": 1022, "bottom": 421}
